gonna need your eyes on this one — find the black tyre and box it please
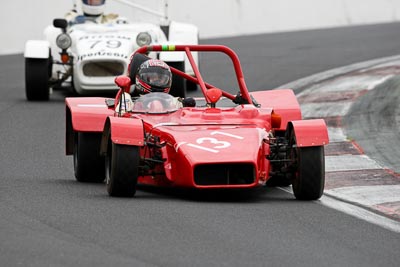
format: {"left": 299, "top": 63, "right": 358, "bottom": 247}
{"left": 106, "top": 143, "right": 139, "bottom": 197}
{"left": 290, "top": 140, "right": 325, "bottom": 200}
{"left": 167, "top": 61, "right": 186, "bottom": 98}
{"left": 25, "top": 57, "right": 51, "bottom": 101}
{"left": 73, "top": 132, "right": 105, "bottom": 183}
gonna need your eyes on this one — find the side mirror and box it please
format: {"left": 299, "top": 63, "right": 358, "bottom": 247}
{"left": 53, "top": 19, "right": 68, "bottom": 30}
{"left": 115, "top": 76, "right": 131, "bottom": 92}
{"left": 206, "top": 88, "right": 222, "bottom": 107}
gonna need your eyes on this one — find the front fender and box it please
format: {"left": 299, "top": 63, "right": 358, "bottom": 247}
{"left": 288, "top": 119, "right": 329, "bottom": 147}
{"left": 24, "top": 40, "right": 50, "bottom": 59}
{"left": 100, "top": 117, "right": 144, "bottom": 155}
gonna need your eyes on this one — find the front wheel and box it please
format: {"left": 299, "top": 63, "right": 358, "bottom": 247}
{"left": 73, "top": 132, "right": 105, "bottom": 183}
{"left": 25, "top": 57, "right": 51, "bottom": 101}
{"left": 106, "top": 143, "right": 139, "bottom": 197}
{"left": 288, "top": 133, "right": 325, "bottom": 200}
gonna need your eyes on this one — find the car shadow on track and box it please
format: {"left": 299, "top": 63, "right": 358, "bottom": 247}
{"left": 49, "top": 179, "right": 296, "bottom": 203}
{"left": 136, "top": 185, "right": 295, "bottom": 203}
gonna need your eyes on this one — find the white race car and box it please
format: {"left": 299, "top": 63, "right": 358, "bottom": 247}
{"left": 24, "top": 0, "right": 198, "bottom": 100}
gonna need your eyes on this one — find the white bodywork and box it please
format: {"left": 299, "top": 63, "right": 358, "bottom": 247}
{"left": 24, "top": 40, "right": 51, "bottom": 58}
{"left": 24, "top": 2, "right": 198, "bottom": 95}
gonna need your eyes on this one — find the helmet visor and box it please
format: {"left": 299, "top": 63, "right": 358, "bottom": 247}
{"left": 139, "top": 68, "right": 171, "bottom": 88}
{"left": 82, "top": 0, "right": 105, "bottom": 6}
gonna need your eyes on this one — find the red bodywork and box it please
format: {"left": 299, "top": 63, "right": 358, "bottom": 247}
{"left": 66, "top": 45, "right": 329, "bottom": 189}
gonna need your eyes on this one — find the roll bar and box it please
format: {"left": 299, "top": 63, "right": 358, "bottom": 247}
{"left": 134, "top": 45, "right": 252, "bottom": 105}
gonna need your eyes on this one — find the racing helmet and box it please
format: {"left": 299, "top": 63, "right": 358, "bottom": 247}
{"left": 81, "top": 0, "right": 106, "bottom": 16}
{"left": 135, "top": 59, "right": 172, "bottom": 94}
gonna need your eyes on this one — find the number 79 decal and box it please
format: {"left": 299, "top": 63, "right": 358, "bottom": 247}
{"left": 88, "top": 40, "right": 122, "bottom": 49}
{"left": 175, "top": 131, "right": 244, "bottom": 153}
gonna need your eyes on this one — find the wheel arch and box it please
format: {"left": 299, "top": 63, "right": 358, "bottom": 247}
{"left": 24, "top": 40, "right": 51, "bottom": 59}
{"left": 286, "top": 119, "right": 329, "bottom": 147}
{"left": 100, "top": 116, "right": 145, "bottom": 156}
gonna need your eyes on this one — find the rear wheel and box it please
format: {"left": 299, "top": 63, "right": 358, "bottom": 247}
{"left": 289, "top": 134, "right": 325, "bottom": 200}
{"left": 25, "top": 57, "right": 51, "bottom": 101}
{"left": 167, "top": 61, "right": 186, "bottom": 98}
{"left": 73, "top": 132, "right": 105, "bottom": 183}
{"left": 106, "top": 143, "right": 139, "bottom": 197}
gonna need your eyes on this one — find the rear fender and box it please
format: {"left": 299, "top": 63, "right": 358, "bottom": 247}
{"left": 100, "top": 117, "right": 144, "bottom": 155}
{"left": 251, "top": 89, "right": 302, "bottom": 131}
{"left": 66, "top": 97, "right": 113, "bottom": 132}
{"left": 287, "top": 119, "right": 329, "bottom": 147}
{"left": 65, "top": 97, "right": 114, "bottom": 155}
{"left": 24, "top": 40, "right": 50, "bottom": 59}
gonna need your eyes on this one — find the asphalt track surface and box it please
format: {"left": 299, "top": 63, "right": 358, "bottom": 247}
{"left": 1, "top": 23, "right": 400, "bottom": 266}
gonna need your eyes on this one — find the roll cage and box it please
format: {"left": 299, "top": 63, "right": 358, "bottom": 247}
{"left": 134, "top": 45, "right": 254, "bottom": 106}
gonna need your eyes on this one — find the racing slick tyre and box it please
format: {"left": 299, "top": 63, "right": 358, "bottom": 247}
{"left": 73, "top": 132, "right": 105, "bottom": 183}
{"left": 25, "top": 57, "right": 51, "bottom": 101}
{"left": 167, "top": 61, "right": 186, "bottom": 98}
{"left": 106, "top": 143, "right": 139, "bottom": 197}
{"left": 290, "top": 142, "right": 325, "bottom": 200}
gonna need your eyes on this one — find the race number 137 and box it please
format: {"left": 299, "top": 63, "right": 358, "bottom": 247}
{"left": 180, "top": 131, "right": 244, "bottom": 153}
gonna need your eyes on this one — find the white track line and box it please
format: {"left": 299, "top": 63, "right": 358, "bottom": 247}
{"left": 325, "top": 185, "right": 400, "bottom": 206}
{"left": 325, "top": 155, "right": 382, "bottom": 172}
{"left": 278, "top": 186, "right": 400, "bottom": 233}
{"left": 320, "top": 194, "right": 400, "bottom": 233}
{"left": 327, "top": 127, "right": 347, "bottom": 142}
{"left": 300, "top": 102, "right": 352, "bottom": 118}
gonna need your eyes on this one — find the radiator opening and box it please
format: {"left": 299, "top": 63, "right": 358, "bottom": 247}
{"left": 83, "top": 61, "right": 124, "bottom": 77}
{"left": 194, "top": 163, "right": 255, "bottom": 186}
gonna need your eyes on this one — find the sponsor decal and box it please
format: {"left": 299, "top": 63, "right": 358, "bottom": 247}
{"left": 77, "top": 34, "right": 131, "bottom": 61}
{"left": 79, "top": 35, "right": 131, "bottom": 41}
{"left": 77, "top": 50, "right": 129, "bottom": 61}
{"left": 147, "top": 59, "right": 169, "bottom": 69}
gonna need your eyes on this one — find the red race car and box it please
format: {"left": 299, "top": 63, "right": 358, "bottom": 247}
{"left": 65, "top": 45, "right": 329, "bottom": 200}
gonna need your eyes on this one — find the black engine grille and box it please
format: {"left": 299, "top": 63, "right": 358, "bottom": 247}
{"left": 83, "top": 61, "right": 124, "bottom": 77}
{"left": 194, "top": 163, "right": 255, "bottom": 186}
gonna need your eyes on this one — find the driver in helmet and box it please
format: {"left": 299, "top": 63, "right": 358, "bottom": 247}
{"left": 134, "top": 59, "right": 196, "bottom": 108}
{"left": 116, "top": 58, "right": 175, "bottom": 113}
{"left": 81, "top": 0, "right": 106, "bottom": 17}
{"left": 65, "top": 0, "right": 124, "bottom": 25}
{"left": 135, "top": 59, "right": 173, "bottom": 95}
{"left": 115, "top": 58, "right": 196, "bottom": 113}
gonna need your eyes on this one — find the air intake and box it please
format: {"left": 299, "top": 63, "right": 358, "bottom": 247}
{"left": 83, "top": 61, "right": 124, "bottom": 77}
{"left": 194, "top": 163, "right": 255, "bottom": 186}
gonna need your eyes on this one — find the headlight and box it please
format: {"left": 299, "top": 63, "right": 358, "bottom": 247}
{"left": 136, "top": 32, "right": 152, "bottom": 47}
{"left": 56, "top": 33, "right": 72, "bottom": 50}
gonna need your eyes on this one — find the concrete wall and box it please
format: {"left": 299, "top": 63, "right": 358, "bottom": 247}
{"left": 1, "top": 0, "right": 400, "bottom": 55}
